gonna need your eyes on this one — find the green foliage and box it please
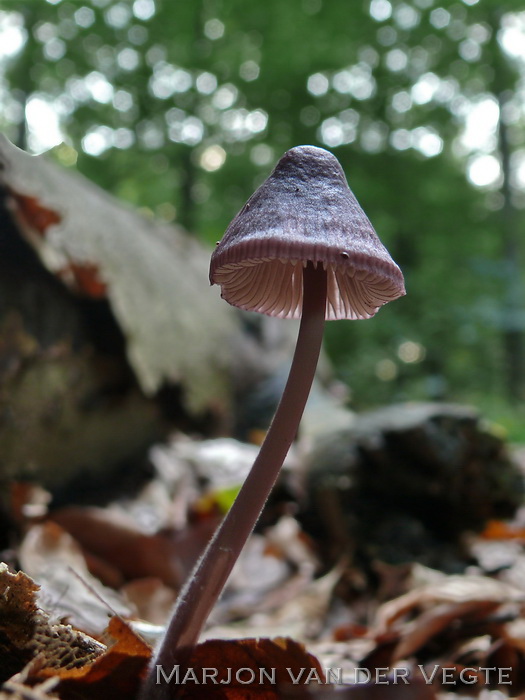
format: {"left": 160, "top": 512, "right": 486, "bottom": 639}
{"left": 1, "top": 0, "right": 524, "bottom": 411}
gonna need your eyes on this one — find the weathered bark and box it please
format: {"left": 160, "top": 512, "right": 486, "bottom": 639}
{"left": 0, "top": 136, "right": 238, "bottom": 491}
{"left": 0, "top": 135, "right": 237, "bottom": 409}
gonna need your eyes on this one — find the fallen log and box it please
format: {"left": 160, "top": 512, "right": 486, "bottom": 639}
{"left": 0, "top": 135, "right": 238, "bottom": 492}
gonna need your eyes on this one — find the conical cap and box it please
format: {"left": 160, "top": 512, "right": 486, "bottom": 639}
{"left": 210, "top": 145, "right": 405, "bottom": 320}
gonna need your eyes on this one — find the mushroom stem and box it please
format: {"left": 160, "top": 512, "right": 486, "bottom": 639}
{"left": 142, "top": 262, "right": 327, "bottom": 697}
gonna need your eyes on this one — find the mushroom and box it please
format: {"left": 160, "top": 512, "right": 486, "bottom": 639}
{"left": 142, "top": 145, "right": 405, "bottom": 696}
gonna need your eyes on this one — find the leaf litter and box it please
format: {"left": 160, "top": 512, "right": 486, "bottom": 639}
{"left": 2, "top": 431, "right": 525, "bottom": 700}
{"left": 0, "top": 438, "right": 525, "bottom": 700}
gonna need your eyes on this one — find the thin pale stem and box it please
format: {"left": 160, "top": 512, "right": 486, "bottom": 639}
{"left": 141, "top": 263, "right": 327, "bottom": 698}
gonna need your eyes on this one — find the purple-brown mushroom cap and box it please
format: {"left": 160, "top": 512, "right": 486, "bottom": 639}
{"left": 210, "top": 145, "right": 405, "bottom": 320}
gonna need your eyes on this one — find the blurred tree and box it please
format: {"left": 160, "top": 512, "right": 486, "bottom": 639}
{"left": 0, "top": 0, "right": 524, "bottom": 410}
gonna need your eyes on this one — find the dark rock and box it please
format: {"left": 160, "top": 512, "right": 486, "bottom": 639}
{"left": 300, "top": 402, "right": 524, "bottom": 571}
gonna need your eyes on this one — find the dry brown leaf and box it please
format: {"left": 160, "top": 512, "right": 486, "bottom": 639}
{"left": 8, "top": 482, "right": 51, "bottom": 526}
{"left": 481, "top": 519, "right": 525, "bottom": 541}
{"left": 154, "top": 636, "right": 326, "bottom": 699}
{"left": 33, "top": 617, "right": 152, "bottom": 700}
{"left": 392, "top": 599, "right": 501, "bottom": 661}
{"left": 0, "top": 563, "right": 105, "bottom": 686}
{"left": 18, "top": 521, "right": 132, "bottom": 637}
{"left": 0, "top": 563, "right": 152, "bottom": 698}
{"left": 49, "top": 505, "right": 222, "bottom": 589}
{"left": 49, "top": 507, "right": 185, "bottom": 587}
{"left": 351, "top": 570, "right": 525, "bottom": 695}
{"left": 374, "top": 574, "right": 525, "bottom": 635}
{"left": 121, "top": 578, "right": 177, "bottom": 626}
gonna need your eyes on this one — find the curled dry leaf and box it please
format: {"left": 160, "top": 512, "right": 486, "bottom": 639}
{"left": 0, "top": 562, "right": 153, "bottom": 700}
{"left": 356, "top": 571, "right": 525, "bottom": 693}
{"left": 48, "top": 504, "right": 220, "bottom": 590}
{"left": 0, "top": 563, "right": 105, "bottom": 686}
{"left": 156, "top": 636, "right": 325, "bottom": 699}
{"left": 392, "top": 599, "right": 502, "bottom": 662}
{"left": 374, "top": 574, "right": 525, "bottom": 636}
{"left": 40, "top": 617, "right": 151, "bottom": 700}
{"left": 208, "top": 561, "right": 340, "bottom": 644}
{"left": 9, "top": 482, "right": 52, "bottom": 526}
{"left": 120, "top": 578, "right": 178, "bottom": 627}
{"left": 18, "top": 521, "right": 133, "bottom": 637}
{"left": 48, "top": 507, "right": 184, "bottom": 588}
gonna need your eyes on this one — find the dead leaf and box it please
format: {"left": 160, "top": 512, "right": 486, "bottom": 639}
{"left": 18, "top": 521, "right": 133, "bottom": 637}
{"left": 392, "top": 599, "right": 501, "bottom": 661}
{"left": 49, "top": 507, "right": 184, "bottom": 587}
{"left": 155, "top": 637, "right": 326, "bottom": 699}
{"left": 34, "top": 617, "right": 151, "bottom": 700}
{"left": 49, "top": 505, "right": 220, "bottom": 588}
{"left": 481, "top": 519, "right": 525, "bottom": 541}
{"left": 374, "top": 574, "right": 525, "bottom": 635}
{"left": 0, "top": 563, "right": 105, "bottom": 685}
{"left": 9, "top": 482, "right": 51, "bottom": 527}
{"left": 121, "top": 578, "right": 177, "bottom": 626}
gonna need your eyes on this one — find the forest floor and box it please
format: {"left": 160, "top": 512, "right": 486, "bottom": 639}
{"left": 2, "top": 434, "right": 525, "bottom": 700}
